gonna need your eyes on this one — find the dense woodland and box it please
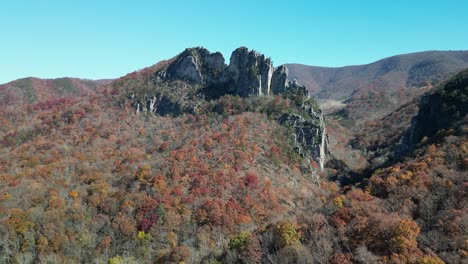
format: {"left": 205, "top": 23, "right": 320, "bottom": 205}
{"left": 0, "top": 65, "right": 466, "bottom": 264}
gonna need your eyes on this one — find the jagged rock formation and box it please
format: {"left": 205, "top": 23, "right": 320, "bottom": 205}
{"left": 278, "top": 103, "right": 329, "bottom": 173}
{"left": 126, "top": 47, "right": 329, "bottom": 172}
{"left": 155, "top": 46, "right": 305, "bottom": 98}
{"left": 165, "top": 48, "right": 225, "bottom": 85}
{"left": 271, "top": 65, "right": 289, "bottom": 94}
{"left": 224, "top": 47, "right": 274, "bottom": 96}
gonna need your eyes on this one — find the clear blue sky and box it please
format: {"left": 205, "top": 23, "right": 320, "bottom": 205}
{"left": 1, "top": 0, "right": 467, "bottom": 83}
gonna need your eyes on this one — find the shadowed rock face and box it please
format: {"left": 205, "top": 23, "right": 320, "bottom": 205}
{"left": 271, "top": 65, "right": 289, "bottom": 94}
{"left": 409, "top": 68, "right": 468, "bottom": 145}
{"left": 161, "top": 47, "right": 302, "bottom": 98}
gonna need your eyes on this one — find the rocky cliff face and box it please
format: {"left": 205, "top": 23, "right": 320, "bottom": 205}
{"left": 156, "top": 47, "right": 304, "bottom": 98}
{"left": 278, "top": 102, "right": 329, "bottom": 174}
{"left": 271, "top": 65, "right": 289, "bottom": 94}
{"left": 409, "top": 68, "right": 468, "bottom": 146}
{"left": 165, "top": 48, "right": 225, "bottom": 85}
{"left": 127, "top": 47, "right": 329, "bottom": 173}
{"left": 224, "top": 47, "right": 274, "bottom": 96}
{"left": 408, "top": 93, "right": 446, "bottom": 145}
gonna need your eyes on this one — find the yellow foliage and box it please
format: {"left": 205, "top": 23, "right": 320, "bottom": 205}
{"left": 0, "top": 192, "right": 12, "bottom": 202}
{"left": 166, "top": 231, "right": 178, "bottom": 248}
{"left": 399, "top": 171, "right": 413, "bottom": 181}
{"left": 333, "top": 195, "right": 346, "bottom": 208}
{"left": 229, "top": 230, "right": 251, "bottom": 249}
{"left": 390, "top": 166, "right": 401, "bottom": 173}
{"left": 89, "top": 181, "right": 110, "bottom": 195}
{"left": 386, "top": 176, "right": 398, "bottom": 187}
{"left": 78, "top": 230, "right": 93, "bottom": 247}
{"left": 390, "top": 219, "right": 420, "bottom": 253}
{"left": 36, "top": 235, "right": 49, "bottom": 253}
{"left": 7, "top": 209, "right": 35, "bottom": 235}
{"left": 109, "top": 255, "right": 124, "bottom": 264}
{"left": 108, "top": 255, "right": 136, "bottom": 264}
{"left": 274, "top": 221, "right": 300, "bottom": 248}
{"left": 135, "top": 164, "right": 151, "bottom": 184}
{"left": 136, "top": 231, "right": 152, "bottom": 244}
{"left": 69, "top": 190, "right": 79, "bottom": 199}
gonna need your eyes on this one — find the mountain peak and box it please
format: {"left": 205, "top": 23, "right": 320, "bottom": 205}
{"left": 153, "top": 46, "right": 305, "bottom": 98}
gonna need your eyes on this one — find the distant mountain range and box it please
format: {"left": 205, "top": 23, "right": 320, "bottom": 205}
{"left": 3, "top": 50, "right": 467, "bottom": 108}
{"left": 0, "top": 77, "right": 110, "bottom": 106}
{"left": 2, "top": 50, "right": 467, "bottom": 122}
{"left": 286, "top": 50, "right": 468, "bottom": 100}
{"left": 286, "top": 50, "right": 468, "bottom": 122}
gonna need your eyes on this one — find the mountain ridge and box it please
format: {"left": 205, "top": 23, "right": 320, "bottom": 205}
{"left": 286, "top": 50, "right": 468, "bottom": 98}
{"left": 0, "top": 77, "right": 111, "bottom": 106}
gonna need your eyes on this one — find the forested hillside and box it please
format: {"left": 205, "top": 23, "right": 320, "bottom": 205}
{"left": 0, "top": 49, "right": 466, "bottom": 263}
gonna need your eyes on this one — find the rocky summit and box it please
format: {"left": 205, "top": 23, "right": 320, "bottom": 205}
{"left": 158, "top": 47, "right": 302, "bottom": 98}
{"left": 123, "top": 47, "right": 329, "bottom": 177}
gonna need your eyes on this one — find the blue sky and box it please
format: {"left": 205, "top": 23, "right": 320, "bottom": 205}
{"left": 1, "top": 0, "right": 467, "bottom": 83}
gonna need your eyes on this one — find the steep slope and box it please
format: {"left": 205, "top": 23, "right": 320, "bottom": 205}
{"left": 409, "top": 68, "right": 468, "bottom": 144}
{"left": 0, "top": 77, "right": 109, "bottom": 107}
{"left": 363, "top": 68, "right": 468, "bottom": 264}
{"left": 318, "top": 68, "right": 468, "bottom": 264}
{"left": 349, "top": 68, "right": 468, "bottom": 169}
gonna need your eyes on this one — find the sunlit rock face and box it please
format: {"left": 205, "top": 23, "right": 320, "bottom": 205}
{"left": 165, "top": 47, "right": 225, "bottom": 85}
{"left": 225, "top": 47, "right": 274, "bottom": 96}
{"left": 161, "top": 47, "right": 292, "bottom": 97}
{"left": 278, "top": 107, "right": 329, "bottom": 173}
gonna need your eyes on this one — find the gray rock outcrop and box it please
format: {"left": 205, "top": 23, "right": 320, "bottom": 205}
{"left": 165, "top": 47, "right": 226, "bottom": 85}
{"left": 129, "top": 46, "right": 330, "bottom": 175}
{"left": 278, "top": 108, "right": 329, "bottom": 171}
{"left": 225, "top": 47, "right": 274, "bottom": 96}
{"left": 271, "top": 65, "right": 289, "bottom": 94}
{"left": 159, "top": 47, "right": 298, "bottom": 98}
